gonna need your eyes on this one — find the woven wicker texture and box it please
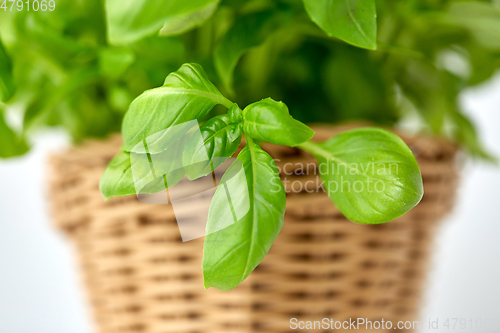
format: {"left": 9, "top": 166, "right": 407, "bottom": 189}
{"left": 49, "top": 125, "right": 459, "bottom": 333}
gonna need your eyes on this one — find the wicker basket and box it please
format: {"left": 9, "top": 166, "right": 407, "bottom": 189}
{"left": 49, "top": 125, "right": 459, "bottom": 333}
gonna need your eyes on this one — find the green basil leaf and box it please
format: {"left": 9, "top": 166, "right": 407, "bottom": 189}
{"left": 300, "top": 128, "right": 423, "bottom": 224}
{"left": 214, "top": 10, "right": 277, "bottom": 94}
{"left": 100, "top": 148, "right": 186, "bottom": 200}
{"left": 447, "top": 2, "right": 500, "bottom": 50}
{"left": 121, "top": 63, "right": 232, "bottom": 153}
{"left": 130, "top": 133, "right": 188, "bottom": 192}
{"left": 23, "top": 67, "right": 100, "bottom": 131}
{"left": 0, "top": 108, "right": 29, "bottom": 158}
{"left": 243, "top": 98, "right": 314, "bottom": 147}
{"left": 228, "top": 102, "right": 243, "bottom": 123}
{"left": 203, "top": 139, "right": 286, "bottom": 290}
{"left": 100, "top": 152, "right": 140, "bottom": 199}
{"left": 105, "top": 0, "right": 218, "bottom": 45}
{"left": 184, "top": 112, "right": 243, "bottom": 180}
{"left": 100, "top": 151, "right": 166, "bottom": 200}
{"left": 159, "top": 1, "right": 218, "bottom": 37}
{"left": 98, "top": 47, "right": 135, "bottom": 79}
{"left": 322, "top": 46, "right": 397, "bottom": 124}
{"left": 0, "top": 38, "right": 16, "bottom": 102}
{"left": 449, "top": 109, "right": 496, "bottom": 162}
{"left": 108, "top": 84, "right": 134, "bottom": 113}
{"left": 303, "top": 0, "right": 377, "bottom": 50}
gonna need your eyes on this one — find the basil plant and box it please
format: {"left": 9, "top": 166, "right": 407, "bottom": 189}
{"left": 100, "top": 63, "right": 424, "bottom": 290}
{"left": 2, "top": 0, "right": 498, "bottom": 161}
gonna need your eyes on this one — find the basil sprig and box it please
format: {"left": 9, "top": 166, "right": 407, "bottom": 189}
{"left": 203, "top": 137, "right": 286, "bottom": 290}
{"left": 100, "top": 63, "right": 423, "bottom": 290}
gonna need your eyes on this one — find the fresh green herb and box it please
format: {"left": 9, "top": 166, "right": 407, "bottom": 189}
{"left": 99, "top": 152, "right": 139, "bottom": 199}
{"left": 100, "top": 142, "right": 188, "bottom": 200}
{"left": 121, "top": 63, "right": 231, "bottom": 153}
{"left": 100, "top": 62, "right": 424, "bottom": 289}
{"left": 1, "top": 0, "right": 497, "bottom": 288}
{"left": 302, "top": 0, "right": 377, "bottom": 50}
{"left": 105, "top": 0, "right": 219, "bottom": 45}
{"left": 159, "top": 2, "right": 219, "bottom": 37}
{"left": 213, "top": 9, "right": 279, "bottom": 95}
{"left": 203, "top": 137, "right": 286, "bottom": 290}
{"left": 1, "top": 0, "right": 498, "bottom": 160}
{"left": 183, "top": 110, "right": 243, "bottom": 180}
{"left": 0, "top": 107, "right": 29, "bottom": 158}
{"left": 242, "top": 98, "right": 314, "bottom": 147}
{"left": 0, "top": 38, "right": 15, "bottom": 102}
{"left": 297, "top": 128, "right": 423, "bottom": 224}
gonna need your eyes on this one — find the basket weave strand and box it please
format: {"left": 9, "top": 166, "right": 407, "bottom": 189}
{"left": 49, "top": 125, "right": 458, "bottom": 333}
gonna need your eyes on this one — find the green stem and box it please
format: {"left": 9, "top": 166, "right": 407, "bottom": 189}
{"left": 297, "top": 140, "right": 329, "bottom": 159}
{"left": 298, "top": 140, "right": 355, "bottom": 171}
{"left": 221, "top": 98, "right": 234, "bottom": 109}
{"left": 246, "top": 135, "right": 255, "bottom": 147}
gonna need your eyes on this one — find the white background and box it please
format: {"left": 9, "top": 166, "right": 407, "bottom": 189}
{"left": 419, "top": 75, "right": 500, "bottom": 332}
{"left": 0, "top": 76, "right": 499, "bottom": 333}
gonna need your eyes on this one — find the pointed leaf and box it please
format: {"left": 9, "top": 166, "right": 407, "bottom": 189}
{"left": 243, "top": 98, "right": 314, "bottom": 147}
{"left": 100, "top": 148, "right": 186, "bottom": 200}
{"left": 303, "top": 0, "right": 377, "bottom": 50}
{"left": 100, "top": 152, "right": 140, "bottom": 199}
{"left": 303, "top": 128, "right": 423, "bottom": 224}
{"left": 159, "top": 1, "right": 219, "bottom": 37}
{"left": 121, "top": 63, "right": 232, "bottom": 153}
{"left": 98, "top": 47, "right": 135, "bottom": 79}
{"left": 105, "top": 0, "right": 218, "bottom": 45}
{"left": 203, "top": 139, "right": 286, "bottom": 290}
{"left": 214, "top": 10, "right": 278, "bottom": 94}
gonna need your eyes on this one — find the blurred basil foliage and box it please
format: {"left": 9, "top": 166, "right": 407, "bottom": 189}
{"left": 0, "top": 0, "right": 498, "bottom": 159}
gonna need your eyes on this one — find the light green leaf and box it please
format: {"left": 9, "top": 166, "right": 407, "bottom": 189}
{"left": 203, "top": 138, "right": 286, "bottom": 290}
{"left": 159, "top": 1, "right": 219, "bottom": 37}
{"left": 447, "top": 2, "right": 500, "bottom": 50}
{"left": 108, "top": 84, "right": 134, "bottom": 113}
{"left": 99, "top": 148, "right": 186, "bottom": 200}
{"left": 184, "top": 110, "right": 243, "bottom": 180}
{"left": 105, "top": 0, "right": 218, "bottom": 45}
{"left": 243, "top": 98, "right": 314, "bottom": 147}
{"left": 299, "top": 128, "right": 423, "bottom": 224}
{"left": 449, "top": 109, "right": 496, "bottom": 162}
{"left": 23, "top": 67, "right": 99, "bottom": 131}
{"left": 98, "top": 47, "right": 135, "bottom": 79}
{"left": 121, "top": 63, "right": 232, "bottom": 153}
{"left": 303, "top": 0, "right": 377, "bottom": 50}
{"left": 0, "top": 38, "right": 16, "bottom": 102}
{"left": 99, "top": 152, "right": 169, "bottom": 200}
{"left": 0, "top": 108, "right": 29, "bottom": 158}
{"left": 322, "top": 46, "right": 397, "bottom": 124}
{"left": 100, "top": 152, "right": 140, "bottom": 199}
{"left": 214, "top": 10, "right": 277, "bottom": 94}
